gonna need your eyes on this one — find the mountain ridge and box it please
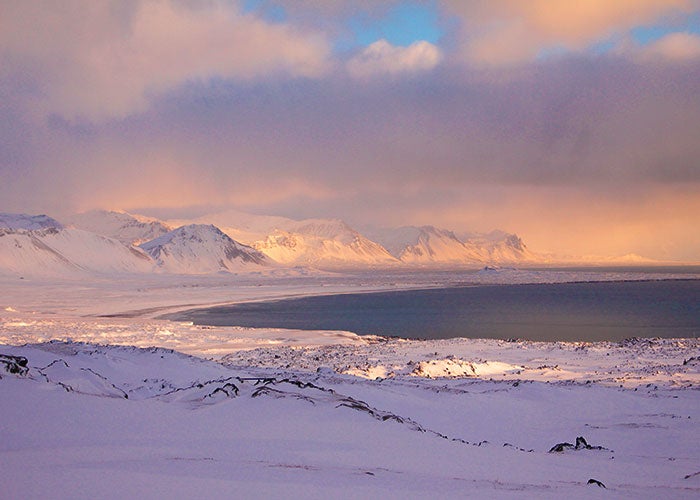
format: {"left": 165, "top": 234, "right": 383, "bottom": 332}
{"left": 64, "top": 210, "right": 172, "bottom": 245}
{"left": 139, "top": 224, "right": 270, "bottom": 274}
{"left": 1, "top": 209, "right": 666, "bottom": 274}
{"left": 0, "top": 226, "right": 154, "bottom": 277}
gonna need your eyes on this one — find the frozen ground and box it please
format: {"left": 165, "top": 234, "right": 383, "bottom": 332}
{"left": 1, "top": 268, "right": 699, "bottom": 498}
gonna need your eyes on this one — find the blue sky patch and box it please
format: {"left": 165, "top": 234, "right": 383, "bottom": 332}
{"left": 242, "top": 0, "right": 287, "bottom": 23}
{"left": 631, "top": 12, "right": 700, "bottom": 45}
{"left": 337, "top": 1, "right": 443, "bottom": 52}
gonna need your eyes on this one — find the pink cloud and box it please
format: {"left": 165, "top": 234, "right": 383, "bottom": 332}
{"left": 0, "top": 0, "right": 331, "bottom": 120}
{"left": 637, "top": 31, "right": 700, "bottom": 60}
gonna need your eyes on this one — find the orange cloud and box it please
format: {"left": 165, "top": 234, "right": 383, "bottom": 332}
{"left": 444, "top": 0, "right": 697, "bottom": 64}
{"left": 636, "top": 31, "right": 700, "bottom": 60}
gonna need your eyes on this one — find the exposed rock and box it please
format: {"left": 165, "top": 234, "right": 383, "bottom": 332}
{"left": 0, "top": 354, "right": 29, "bottom": 376}
{"left": 549, "top": 441, "right": 574, "bottom": 453}
{"left": 549, "top": 436, "right": 610, "bottom": 453}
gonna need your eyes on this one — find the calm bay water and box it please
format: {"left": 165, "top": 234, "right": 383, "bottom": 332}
{"left": 171, "top": 280, "right": 700, "bottom": 342}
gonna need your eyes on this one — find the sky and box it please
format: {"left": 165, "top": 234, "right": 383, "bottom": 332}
{"left": 1, "top": 0, "right": 699, "bottom": 261}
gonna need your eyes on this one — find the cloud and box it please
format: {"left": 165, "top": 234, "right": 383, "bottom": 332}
{"left": 346, "top": 39, "right": 442, "bottom": 78}
{"left": 442, "top": 0, "right": 698, "bottom": 64}
{"left": 0, "top": 0, "right": 331, "bottom": 120}
{"left": 7, "top": 55, "right": 697, "bottom": 212}
{"left": 1, "top": 2, "right": 699, "bottom": 260}
{"left": 636, "top": 31, "right": 700, "bottom": 61}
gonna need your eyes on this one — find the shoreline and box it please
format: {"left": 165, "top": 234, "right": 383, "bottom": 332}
{"left": 163, "top": 279, "right": 700, "bottom": 343}
{"left": 1, "top": 269, "right": 698, "bottom": 357}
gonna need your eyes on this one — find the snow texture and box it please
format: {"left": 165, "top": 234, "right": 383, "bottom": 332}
{"left": 139, "top": 224, "right": 270, "bottom": 274}
{"left": 0, "top": 212, "right": 63, "bottom": 230}
{"left": 64, "top": 209, "right": 172, "bottom": 245}
{"left": 171, "top": 209, "right": 548, "bottom": 267}
{"left": 370, "top": 225, "right": 538, "bottom": 265}
{"left": 0, "top": 227, "right": 154, "bottom": 277}
{"left": 1, "top": 336, "right": 698, "bottom": 499}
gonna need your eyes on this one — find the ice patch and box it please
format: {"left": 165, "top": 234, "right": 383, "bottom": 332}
{"left": 411, "top": 358, "right": 523, "bottom": 379}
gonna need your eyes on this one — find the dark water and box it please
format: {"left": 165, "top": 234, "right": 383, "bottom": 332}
{"left": 171, "top": 280, "right": 700, "bottom": 342}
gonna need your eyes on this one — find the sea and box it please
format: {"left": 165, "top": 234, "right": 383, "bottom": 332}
{"left": 170, "top": 272, "right": 700, "bottom": 342}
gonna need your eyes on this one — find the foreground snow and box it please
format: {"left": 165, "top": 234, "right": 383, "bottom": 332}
{"left": 2, "top": 313, "right": 698, "bottom": 388}
{"left": 1, "top": 270, "right": 698, "bottom": 498}
{"left": 1, "top": 338, "right": 698, "bottom": 499}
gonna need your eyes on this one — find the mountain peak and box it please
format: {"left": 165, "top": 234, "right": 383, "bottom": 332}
{"left": 64, "top": 210, "right": 172, "bottom": 245}
{"left": 139, "top": 224, "right": 269, "bottom": 274}
{"left": 0, "top": 213, "right": 63, "bottom": 231}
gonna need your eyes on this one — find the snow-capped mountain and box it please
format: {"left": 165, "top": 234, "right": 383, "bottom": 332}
{"left": 370, "top": 226, "right": 538, "bottom": 266}
{"left": 0, "top": 227, "right": 155, "bottom": 277}
{"left": 253, "top": 219, "right": 399, "bottom": 268}
{"left": 139, "top": 224, "right": 269, "bottom": 274}
{"left": 459, "top": 230, "right": 540, "bottom": 264}
{"left": 175, "top": 209, "right": 543, "bottom": 268}
{"left": 64, "top": 210, "right": 172, "bottom": 245}
{"left": 0, "top": 213, "right": 63, "bottom": 231}
{"left": 372, "top": 226, "right": 483, "bottom": 265}
{"left": 170, "top": 208, "right": 296, "bottom": 245}
{"left": 0, "top": 209, "right": 547, "bottom": 274}
{"left": 172, "top": 211, "right": 399, "bottom": 268}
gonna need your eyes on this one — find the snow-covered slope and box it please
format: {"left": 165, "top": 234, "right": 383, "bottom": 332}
{"left": 460, "top": 230, "right": 541, "bottom": 264}
{"left": 376, "top": 226, "right": 483, "bottom": 265}
{"left": 64, "top": 210, "right": 172, "bottom": 245}
{"left": 0, "top": 227, "right": 155, "bottom": 277}
{"left": 0, "top": 213, "right": 63, "bottom": 230}
{"left": 174, "top": 210, "right": 399, "bottom": 268}
{"left": 188, "top": 211, "right": 540, "bottom": 268}
{"left": 170, "top": 208, "right": 296, "bottom": 245}
{"left": 139, "top": 224, "right": 269, "bottom": 274}
{"left": 0, "top": 209, "right": 577, "bottom": 271}
{"left": 253, "top": 219, "right": 399, "bottom": 268}
{"left": 371, "top": 226, "right": 540, "bottom": 266}
{"left": 1, "top": 337, "right": 698, "bottom": 498}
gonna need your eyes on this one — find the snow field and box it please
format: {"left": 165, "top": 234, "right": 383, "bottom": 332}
{"left": 1, "top": 340, "right": 698, "bottom": 498}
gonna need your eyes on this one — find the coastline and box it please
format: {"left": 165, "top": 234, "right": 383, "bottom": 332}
{"left": 2, "top": 268, "right": 699, "bottom": 498}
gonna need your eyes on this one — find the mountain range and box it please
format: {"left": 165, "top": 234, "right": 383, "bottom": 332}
{"left": 0, "top": 209, "right": 651, "bottom": 276}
